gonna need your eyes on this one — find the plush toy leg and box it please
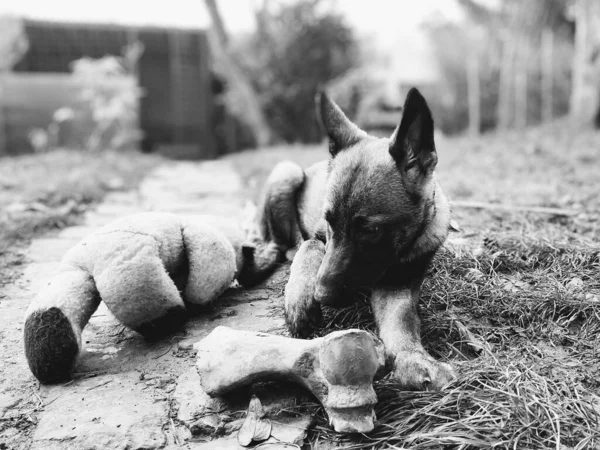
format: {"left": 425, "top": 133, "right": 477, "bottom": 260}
{"left": 180, "top": 222, "right": 237, "bottom": 306}
{"left": 24, "top": 268, "right": 101, "bottom": 384}
{"left": 93, "top": 237, "right": 186, "bottom": 339}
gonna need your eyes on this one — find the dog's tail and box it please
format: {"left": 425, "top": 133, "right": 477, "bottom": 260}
{"left": 238, "top": 161, "right": 305, "bottom": 286}
{"left": 23, "top": 267, "right": 101, "bottom": 384}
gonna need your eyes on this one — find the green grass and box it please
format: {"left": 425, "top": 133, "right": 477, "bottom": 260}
{"left": 0, "top": 149, "right": 161, "bottom": 283}
{"left": 227, "top": 125, "right": 600, "bottom": 449}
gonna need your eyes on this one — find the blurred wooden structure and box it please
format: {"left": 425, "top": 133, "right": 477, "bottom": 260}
{"left": 570, "top": 0, "right": 600, "bottom": 127}
{"left": 0, "top": 73, "right": 138, "bottom": 154}
{"left": 1, "top": 19, "right": 221, "bottom": 158}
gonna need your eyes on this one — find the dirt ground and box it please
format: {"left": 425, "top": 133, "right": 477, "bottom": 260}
{"left": 1, "top": 124, "right": 600, "bottom": 449}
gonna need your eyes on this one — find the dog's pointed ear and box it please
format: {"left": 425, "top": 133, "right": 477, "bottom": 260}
{"left": 316, "top": 91, "right": 366, "bottom": 157}
{"left": 389, "top": 88, "right": 437, "bottom": 185}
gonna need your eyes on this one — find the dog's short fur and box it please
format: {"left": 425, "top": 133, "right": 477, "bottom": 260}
{"left": 248, "top": 88, "right": 455, "bottom": 390}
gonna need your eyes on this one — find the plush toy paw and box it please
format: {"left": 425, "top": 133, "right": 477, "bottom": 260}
{"left": 24, "top": 307, "right": 80, "bottom": 384}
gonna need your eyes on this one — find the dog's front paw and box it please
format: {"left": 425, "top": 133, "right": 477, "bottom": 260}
{"left": 284, "top": 289, "right": 322, "bottom": 338}
{"left": 392, "top": 351, "right": 456, "bottom": 391}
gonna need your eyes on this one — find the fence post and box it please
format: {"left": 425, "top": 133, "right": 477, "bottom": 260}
{"left": 514, "top": 42, "right": 528, "bottom": 129}
{"left": 168, "top": 31, "right": 184, "bottom": 146}
{"left": 541, "top": 29, "right": 554, "bottom": 123}
{"left": 467, "top": 46, "right": 480, "bottom": 136}
{"left": 197, "top": 33, "right": 217, "bottom": 159}
{"left": 0, "top": 77, "right": 6, "bottom": 155}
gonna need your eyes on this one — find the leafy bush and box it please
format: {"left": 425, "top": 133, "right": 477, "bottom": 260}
{"left": 235, "top": 0, "right": 358, "bottom": 143}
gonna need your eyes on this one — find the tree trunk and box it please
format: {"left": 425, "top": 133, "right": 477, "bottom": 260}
{"left": 541, "top": 29, "right": 554, "bottom": 123}
{"left": 497, "top": 32, "right": 515, "bottom": 129}
{"left": 0, "top": 83, "right": 6, "bottom": 155}
{"left": 570, "top": 0, "right": 600, "bottom": 126}
{"left": 467, "top": 48, "right": 480, "bottom": 136}
{"left": 514, "top": 43, "right": 528, "bottom": 129}
{"left": 204, "top": 0, "right": 273, "bottom": 147}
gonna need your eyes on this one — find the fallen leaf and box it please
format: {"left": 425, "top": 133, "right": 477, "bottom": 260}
{"left": 566, "top": 277, "right": 584, "bottom": 291}
{"left": 502, "top": 279, "right": 530, "bottom": 293}
{"left": 449, "top": 220, "right": 461, "bottom": 232}
{"left": 465, "top": 268, "right": 484, "bottom": 281}
{"left": 238, "top": 395, "right": 272, "bottom": 447}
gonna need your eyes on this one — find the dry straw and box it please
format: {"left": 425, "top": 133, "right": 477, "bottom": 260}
{"left": 309, "top": 234, "right": 600, "bottom": 449}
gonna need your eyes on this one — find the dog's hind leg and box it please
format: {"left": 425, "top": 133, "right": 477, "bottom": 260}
{"left": 240, "top": 161, "right": 306, "bottom": 286}
{"left": 284, "top": 239, "right": 325, "bottom": 338}
{"left": 255, "top": 161, "right": 305, "bottom": 249}
{"left": 370, "top": 287, "right": 456, "bottom": 391}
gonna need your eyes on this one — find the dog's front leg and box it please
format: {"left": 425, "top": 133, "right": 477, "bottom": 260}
{"left": 371, "top": 287, "right": 455, "bottom": 390}
{"left": 284, "top": 239, "right": 325, "bottom": 338}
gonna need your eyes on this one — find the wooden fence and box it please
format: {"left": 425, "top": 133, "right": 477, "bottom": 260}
{"left": 4, "top": 20, "right": 219, "bottom": 158}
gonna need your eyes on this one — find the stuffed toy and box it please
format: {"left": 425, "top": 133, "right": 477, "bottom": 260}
{"left": 23, "top": 212, "right": 281, "bottom": 384}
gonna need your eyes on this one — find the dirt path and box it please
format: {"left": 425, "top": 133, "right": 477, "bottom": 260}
{"left": 0, "top": 160, "right": 295, "bottom": 450}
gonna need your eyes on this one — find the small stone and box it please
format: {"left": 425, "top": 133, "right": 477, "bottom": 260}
{"left": 177, "top": 341, "right": 194, "bottom": 351}
{"left": 0, "top": 393, "right": 20, "bottom": 417}
{"left": 173, "top": 369, "right": 226, "bottom": 435}
{"left": 269, "top": 415, "right": 312, "bottom": 447}
{"left": 187, "top": 435, "right": 241, "bottom": 449}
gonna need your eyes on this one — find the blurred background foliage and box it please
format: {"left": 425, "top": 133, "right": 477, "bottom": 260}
{"left": 425, "top": 0, "right": 576, "bottom": 134}
{"left": 230, "top": 0, "right": 358, "bottom": 143}
{"left": 2, "top": 0, "right": 600, "bottom": 152}
{"left": 212, "top": 0, "right": 600, "bottom": 143}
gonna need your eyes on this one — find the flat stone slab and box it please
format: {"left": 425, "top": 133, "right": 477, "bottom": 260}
{"left": 173, "top": 368, "right": 228, "bottom": 435}
{"left": 32, "top": 372, "right": 168, "bottom": 450}
{"left": 1, "top": 157, "right": 305, "bottom": 449}
{"left": 27, "top": 238, "right": 82, "bottom": 262}
{"left": 140, "top": 161, "right": 246, "bottom": 219}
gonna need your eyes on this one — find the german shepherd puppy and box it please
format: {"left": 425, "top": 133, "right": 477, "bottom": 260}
{"left": 244, "top": 88, "right": 455, "bottom": 390}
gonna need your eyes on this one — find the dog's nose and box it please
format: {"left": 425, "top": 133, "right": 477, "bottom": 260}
{"left": 314, "top": 283, "right": 353, "bottom": 308}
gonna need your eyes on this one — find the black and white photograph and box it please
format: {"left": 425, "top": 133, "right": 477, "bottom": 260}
{"left": 0, "top": 1, "right": 599, "bottom": 449}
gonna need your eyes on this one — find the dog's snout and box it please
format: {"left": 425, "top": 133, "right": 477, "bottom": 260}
{"left": 314, "top": 241, "right": 356, "bottom": 307}
{"left": 314, "top": 276, "right": 353, "bottom": 307}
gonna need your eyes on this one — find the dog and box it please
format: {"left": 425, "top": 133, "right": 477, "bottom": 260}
{"left": 244, "top": 88, "right": 455, "bottom": 391}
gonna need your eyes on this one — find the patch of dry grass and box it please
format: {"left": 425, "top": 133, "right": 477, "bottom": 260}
{"left": 228, "top": 128, "right": 600, "bottom": 449}
{"left": 304, "top": 235, "right": 600, "bottom": 449}
{"left": 0, "top": 149, "right": 160, "bottom": 282}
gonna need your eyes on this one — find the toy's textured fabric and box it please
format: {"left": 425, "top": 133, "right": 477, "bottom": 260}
{"left": 24, "top": 212, "right": 243, "bottom": 384}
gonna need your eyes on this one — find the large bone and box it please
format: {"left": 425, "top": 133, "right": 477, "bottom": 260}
{"left": 194, "top": 326, "right": 386, "bottom": 433}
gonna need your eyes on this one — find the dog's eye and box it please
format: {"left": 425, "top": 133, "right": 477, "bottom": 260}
{"left": 362, "top": 225, "right": 381, "bottom": 236}
{"left": 354, "top": 216, "right": 382, "bottom": 237}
